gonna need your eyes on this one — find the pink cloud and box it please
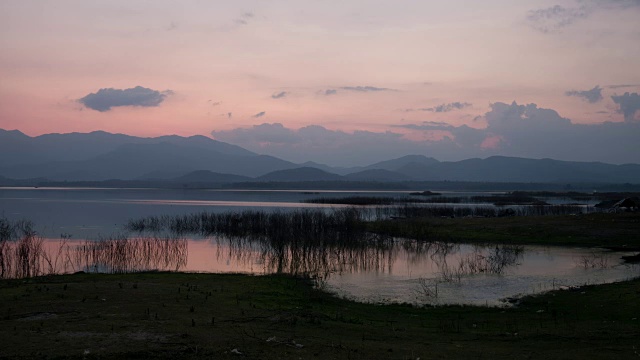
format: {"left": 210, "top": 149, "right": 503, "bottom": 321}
{"left": 480, "top": 135, "right": 504, "bottom": 150}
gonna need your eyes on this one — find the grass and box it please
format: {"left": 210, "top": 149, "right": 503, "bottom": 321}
{"left": 367, "top": 212, "right": 640, "bottom": 249}
{"left": 0, "top": 272, "right": 639, "bottom": 359}
{"left": 303, "top": 194, "right": 554, "bottom": 206}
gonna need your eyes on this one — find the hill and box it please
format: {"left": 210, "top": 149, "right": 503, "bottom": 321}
{"left": 1, "top": 129, "right": 639, "bottom": 184}
{"left": 257, "top": 167, "right": 343, "bottom": 182}
{"left": 172, "top": 170, "right": 252, "bottom": 184}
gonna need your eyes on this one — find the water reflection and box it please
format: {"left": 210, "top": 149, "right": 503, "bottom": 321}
{"left": 218, "top": 233, "right": 396, "bottom": 278}
{"left": 0, "top": 235, "right": 187, "bottom": 279}
{"left": 72, "top": 235, "right": 187, "bottom": 273}
{"left": 4, "top": 234, "right": 637, "bottom": 306}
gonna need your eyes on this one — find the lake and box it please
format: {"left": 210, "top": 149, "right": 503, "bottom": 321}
{"left": 1, "top": 187, "right": 416, "bottom": 238}
{"left": 1, "top": 187, "right": 637, "bottom": 306}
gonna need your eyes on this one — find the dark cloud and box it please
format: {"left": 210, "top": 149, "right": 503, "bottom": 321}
{"left": 611, "top": 92, "right": 640, "bottom": 122}
{"left": 324, "top": 89, "right": 338, "bottom": 96}
{"left": 416, "top": 121, "right": 450, "bottom": 127}
{"left": 527, "top": 5, "right": 589, "bottom": 33}
{"left": 227, "top": 112, "right": 233, "bottom": 119}
{"left": 430, "top": 102, "right": 472, "bottom": 112}
{"left": 271, "top": 91, "right": 287, "bottom": 99}
{"left": 253, "top": 111, "right": 266, "bottom": 118}
{"left": 212, "top": 102, "right": 640, "bottom": 166}
{"left": 167, "top": 22, "right": 178, "bottom": 31}
{"left": 234, "top": 12, "right": 254, "bottom": 25}
{"left": 527, "top": 1, "right": 640, "bottom": 33}
{"left": 340, "top": 86, "right": 396, "bottom": 92}
{"left": 608, "top": 84, "right": 640, "bottom": 89}
{"left": 565, "top": 85, "right": 603, "bottom": 103}
{"left": 405, "top": 102, "right": 472, "bottom": 113}
{"left": 587, "top": 0, "right": 640, "bottom": 9}
{"left": 78, "top": 86, "right": 173, "bottom": 112}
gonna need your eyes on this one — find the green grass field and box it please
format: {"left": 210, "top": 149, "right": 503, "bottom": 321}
{"left": 1, "top": 272, "right": 639, "bottom": 359}
{"left": 368, "top": 212, "right": 640, "bottom": 249}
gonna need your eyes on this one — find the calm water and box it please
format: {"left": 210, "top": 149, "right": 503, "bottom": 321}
{"left": 2, "top": 187, "right": 636, "bottom": 306}
{"left": 1, "top": 187, "right": 411, "bottom": 238}
{"left": 34, "top": 236, "right": 639, "bottom": 306}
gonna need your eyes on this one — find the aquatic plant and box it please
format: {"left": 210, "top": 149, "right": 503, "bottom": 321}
{"left": 0, "top": 217, "right": 187, "bottom": 279}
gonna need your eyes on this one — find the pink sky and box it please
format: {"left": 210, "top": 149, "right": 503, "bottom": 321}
{"left": 1, "top": 1, "right": 639, "bottom": 151}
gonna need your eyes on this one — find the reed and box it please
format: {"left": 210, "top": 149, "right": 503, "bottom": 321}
{"left": 73, "top": 235, "right": 188, "bottom": 274}
{"left": 1, "top": 217, "right": 188, "bottom": 279}
{"left": 0, "top": 218, "right": 44, "bottom": 279}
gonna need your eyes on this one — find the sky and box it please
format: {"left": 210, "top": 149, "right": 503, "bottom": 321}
{"left": 1, "top": 0, "right": 639, "bottom": 166}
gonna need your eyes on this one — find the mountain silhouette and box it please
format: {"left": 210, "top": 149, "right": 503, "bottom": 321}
{"left": 1, "top": 129, "right": 639, "bottom": 184}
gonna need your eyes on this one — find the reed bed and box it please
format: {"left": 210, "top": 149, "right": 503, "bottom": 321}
{"left": 380, "top": 204, "right": 592, "bottom": 218}
{"left": 218, "top": 232, "right": 395, "bottom": 278}
{"left": 124, "top": 204, "right": 596, "bottom": 278}
{"left": 303, "top": 194, "right": 543, "bottom": 206}
{"left": 0, "top": 218, "right": 44, "bottom": 279}
{"left": 126, "top": 208, "right": 370, "bottom": 237}
{"left": 73, "top": 235, "right": 188, "bottom": 274}
{"left": 0, "top": 217, "right": 187, "bottom": 279}
{"left": 439, "top": 245, "right": 524, "bottom": 283}
{"left": 127, "top": 204, "right": 596, "bottom": 237}
{"left": 127, "top": 209, "right": 396, "bottom": 278}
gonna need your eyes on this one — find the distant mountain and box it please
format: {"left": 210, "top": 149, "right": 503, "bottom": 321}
{"left": 395, "top": 162, "right": 434, "bottom": 179}
{"left": 0, "top": 132, "right": 298, "bottom": 180}
{"left": 343, "top": 169, "right": 412, "bottom": 182}
{"left": 401, "top": 156, "right": 640, "bottom": 183}
{"left": 257, "top": 167, "right": 343, "bottom": 182}
{"left": 136, "top": 169, "right": 193, "bottom": 180}
{"left": 0, "top": 175, "right": 46, "bottom": 187}
{"left": 299, "top": 155, "right": 442, "bottom": 176}
{"left": 172, "top": 170, "right": 252, "bottom": 184}
{"left": 2, "top": 129, "right": 640, "bottom": 184}
{"left": 361, "top": 155, "right": 439, "bottom": 172}
{"left": 0, "top": 129, "right": 254, "bottom": 168}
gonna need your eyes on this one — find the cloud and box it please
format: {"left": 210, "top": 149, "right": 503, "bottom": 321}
{"left": 213, "top": 123, "right": 419, "bottom": 165}
{"left": 527, "top": 5, "right": 589, "bottom": 33}
{"left": 227, "top": 112, "right": 233, "bottom": 119}
{"left": 340, "top": 86, "right": 396, "bottom": 92}
{"left": 565, "top": 85, "right": 603, "bottom": 103}
{"left": 587, "top": 0, "right": 640, "bottom": 9}
{"left": 166, "top": 21, "right": 178, "bottom": 31}
{"left": 527, "top": 1, "right": 640, "bottom": 33}
{"left": 253, "top": 111, "right": 266, "bottom": 118}
{"left": 212, "top": 102, "right": 640, "bottom": 166}
{"left": 406, "top": 102, "right": 472, "bottom": 113}
{"left": 611, "top": 92, "right": 640, "bottom": 122}
{"left": 324, "top": 89, "right": 337, "bottom": 96}
{"left": 216, "top": 123, "right": 299, "bottom": 144}
{"left": 271, "top": 91, "right": 287, "bottom": 99}
{"left": 78, "top": 86, "right": 173, "bottom": 112}
{"left": 234, "top": 12, "right": 254, "bottom": 25}
{"left": 608, "top": 84, "right": 640, "bottom": 89}
{"left": 397, "top": 101, "right": 639, "bottom": 162}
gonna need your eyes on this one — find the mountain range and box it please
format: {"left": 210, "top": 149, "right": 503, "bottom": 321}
{"left": 1, "top": 129, "right": 640, "bottom": 185}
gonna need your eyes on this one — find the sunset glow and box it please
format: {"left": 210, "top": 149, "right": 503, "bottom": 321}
{"left": 1, "top": 1, "right": 639, "bottom": 165}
